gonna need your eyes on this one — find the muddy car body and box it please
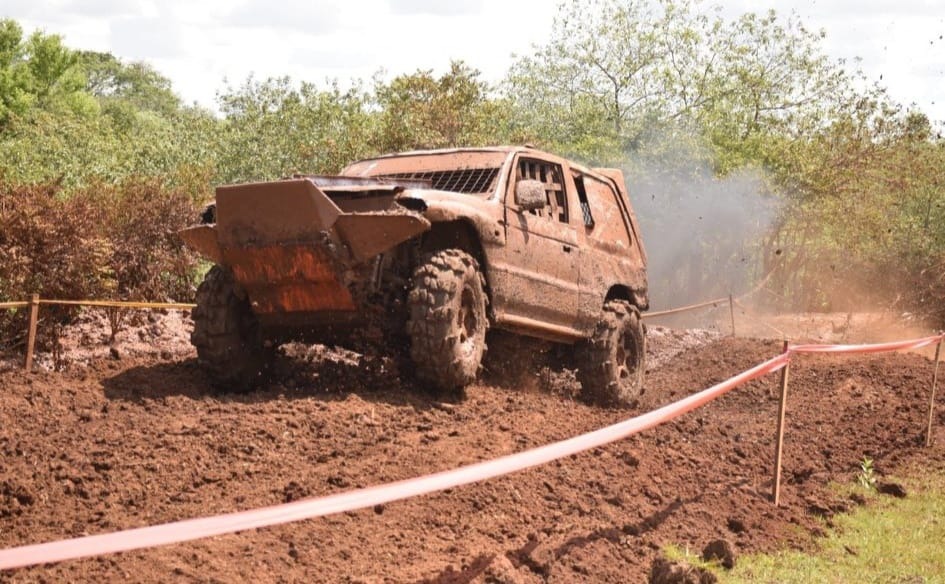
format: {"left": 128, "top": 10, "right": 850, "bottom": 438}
{"left": 181, "top": 146, "right": 649, "bottom": 403}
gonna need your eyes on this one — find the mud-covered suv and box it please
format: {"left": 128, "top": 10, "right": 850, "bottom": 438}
{"left": 180, "top": 146, "right": 648, "bottom": 404}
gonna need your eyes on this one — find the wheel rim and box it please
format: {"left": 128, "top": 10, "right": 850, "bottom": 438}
{"left": 457, "top": 284, "right": 480, "bottom": 354}
{"left": 616, "top": 329, "right": 637, "bottom": 382}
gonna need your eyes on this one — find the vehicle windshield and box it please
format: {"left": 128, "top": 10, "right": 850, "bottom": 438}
{"left": 342, "top": 151, "right": 507, "bottom": 196}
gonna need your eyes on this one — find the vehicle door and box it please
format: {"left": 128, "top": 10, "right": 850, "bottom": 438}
{"left": 574, "top": 172, "right": 639, "bottom": 328}
{"left": 493, "top": 155, "right": 581, "bottom": 331}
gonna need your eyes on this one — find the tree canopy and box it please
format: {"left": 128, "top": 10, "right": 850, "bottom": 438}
{"left": 0, "top": 5, "right": 943, "bottom": 321}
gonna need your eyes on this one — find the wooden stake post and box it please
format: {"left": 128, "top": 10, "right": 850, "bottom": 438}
{"left": 772, "top": 340, "right": 791, "bottom": 506}
{"left": 927, "top": 338, "right": 942, "bottom": 448}
{"left": 728, "top": 294, "right": 736, "bottom": 337}
{"left": 24, "top": 294, "right": 39, "bottom": 371}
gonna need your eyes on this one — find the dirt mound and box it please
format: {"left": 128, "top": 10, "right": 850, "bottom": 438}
{"left": 1, "top": 336, "right": 943, "bottom": 582}
{"left": 645, "top": 326, "right": 722, "bottom": 371}
{"left": 0, "top": 309, "right": 194, "bottom": 373}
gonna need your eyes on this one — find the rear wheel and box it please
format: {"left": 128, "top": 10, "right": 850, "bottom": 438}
{"left": 577, "top": 300, "right": 646, "bottom": 405}
{"left": 191, "top": 266, "right": 273, "bottom": 391}
{"left": 407, "top": 249, "right": 489, "bottom": 393}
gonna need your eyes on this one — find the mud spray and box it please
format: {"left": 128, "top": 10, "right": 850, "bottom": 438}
{"left": 620, "top": 133, "right": 779, "bottom": 312}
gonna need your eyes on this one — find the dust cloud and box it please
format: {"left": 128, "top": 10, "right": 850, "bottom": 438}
{"left": 606, "top": 134, "right": 939, "bottom": 341}
{"left": 620, "top": 138, "right": 780, "bottom": 313}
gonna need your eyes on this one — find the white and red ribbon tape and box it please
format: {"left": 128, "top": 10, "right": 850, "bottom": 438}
{"left": 790, "top": 334, "right": 943, "bottom": 355}
{"left": 0, "top": 354, "right": 789, "bottom": 570}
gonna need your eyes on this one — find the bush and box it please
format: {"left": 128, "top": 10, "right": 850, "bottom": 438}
{"left": 0, "top": 179, "right": 198, "bottom": 351}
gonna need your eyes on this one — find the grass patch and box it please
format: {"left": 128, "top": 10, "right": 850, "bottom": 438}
{"left": 719, "top": 470, "right": 945, "bottom": 583}
{"left": 663, "top": 543, "right": 716, "bottom": 569}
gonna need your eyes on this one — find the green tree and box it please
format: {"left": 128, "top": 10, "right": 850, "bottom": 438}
{"left": 702, "top": 10, "right": 852, "bottom": 173}
{"left": 374, "top": 60, "right": 510, "bottom": 152}
{"left": 505, "top": 0, "right": 849, "bottom": 169}
{"left": 0, "top": 19, "right": 96, "bottom": 127}
{"left": 0, "top": 20, "right": 217, "bottom": 196}
{"left": 0, "top": 19, "right": 32, "bottom": 125}
{"left": 215, "top": 77, "right": 374, "bottom": 182}
{"left": 76, "top": 51, "right": 180, "bottom": 116}
{"left": 761, "top": 92, "right": 945, "bottom": 314}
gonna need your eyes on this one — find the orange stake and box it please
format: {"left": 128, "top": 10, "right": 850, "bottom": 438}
{"left": 24, "top": 294, "right": 39, "bottom": 371}
{"left": 772, "top": 339, "right": 791, "bottom": 505}
{"left": 927, "top": 338, "right": 942, "bottom": 448}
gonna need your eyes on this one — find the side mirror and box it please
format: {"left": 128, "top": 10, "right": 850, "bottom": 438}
{"left": 515, "top": 179, "right": 546, "bottom": 211}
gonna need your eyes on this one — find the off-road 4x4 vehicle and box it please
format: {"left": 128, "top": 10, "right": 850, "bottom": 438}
{"left": 180, "top": 146, "right": 648, "bottom": 404}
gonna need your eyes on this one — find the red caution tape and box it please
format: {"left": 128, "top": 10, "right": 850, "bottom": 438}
{"left": 790, "top": 334, "right": 944, "bottom": 355}
{"left": 0, "top": 354, "right": 789, "bottom": 571}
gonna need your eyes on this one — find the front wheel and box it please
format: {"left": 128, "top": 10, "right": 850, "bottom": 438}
{"left": 407, "top": 249, "right": 489, "bottom": 393}
{"left": 191, "top": 266, "right": 273, "bottom": 391}
{"left": 577, "top": 300, "right": 646, "bottom": 406}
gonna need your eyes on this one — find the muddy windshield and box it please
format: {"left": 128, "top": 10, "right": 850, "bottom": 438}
{"left": 343, "top": 151, "right": 507, "bottom": 196}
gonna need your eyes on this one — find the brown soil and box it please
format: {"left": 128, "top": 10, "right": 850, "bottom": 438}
{"left": 1, "top": 334, "right": 944, "bottom": 583}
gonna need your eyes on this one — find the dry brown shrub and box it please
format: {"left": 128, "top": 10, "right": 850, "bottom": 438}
{"left": 94, "top": 179, "right": 198, "bottom": 302}
{"left": 0, "top": 179, "right": 198, "bottom": 352}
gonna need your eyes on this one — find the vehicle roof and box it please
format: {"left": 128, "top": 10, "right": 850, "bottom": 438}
{"left": 351, "top": 145, "right": 531, "bottom": 161}
{"left": 348, "top": 146, "right": 617, "bottom": 188}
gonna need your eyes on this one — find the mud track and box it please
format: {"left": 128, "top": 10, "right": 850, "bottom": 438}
{"left": 1, "top": 335, "right": 944, "bottom": 582}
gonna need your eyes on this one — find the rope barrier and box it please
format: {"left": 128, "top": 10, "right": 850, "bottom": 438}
{"left": 640, "top": 259, "right": 782, "bottom": 321}
{"left": 0, "top": 300, "right": 194, "bottom": 310}
{"left": 642, "top": 297, "right": 729, "bottom": 319}
{"left": 39, "top": 300, "right": 196, "bottom": 310}
{"left": 5, "top": 298, "right": 194, "bottom": 371}
{"left": 790, "top": 334, "right": 944, "bottom": 355}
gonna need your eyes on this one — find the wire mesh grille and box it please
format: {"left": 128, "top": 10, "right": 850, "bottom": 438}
{"left": 579, "top": 201, "right": 594, "bottom": 227}
{"left": 379, "top": 168, "right": 500, "bottom": 194}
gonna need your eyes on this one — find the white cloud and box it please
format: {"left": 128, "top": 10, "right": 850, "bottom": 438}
{"left": 1, "top": 0, "right": 45, "bottom": 19}
{"left": 804, "top": 0, "right": 945, "bottom": 18}
{"left": 109, "top": 14, "right": 184, "bottom": 59}
{"left": 389, "top": 0, "right": 484, "bottom": 16}
{"left": 288, "top": 45, "right": 377, "bottom": 71}
{"left": 62, "top": 0, "right": 147, "bottom": 18}
{"left": 224, "top": 1, "right": 341, "bottom": 34}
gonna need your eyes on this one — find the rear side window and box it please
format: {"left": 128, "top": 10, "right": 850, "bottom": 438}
{"left": 585, "top": 177, "right": 630, "bottom": 248}
{"left": 573, "top": 173, "right": 595, "bottom": 228}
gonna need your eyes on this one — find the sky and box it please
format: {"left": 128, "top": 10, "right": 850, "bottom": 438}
{"left": 3, "top": 0, "right": 944, "bottom": 121}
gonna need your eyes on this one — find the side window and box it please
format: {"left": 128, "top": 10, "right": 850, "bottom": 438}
{"left": 516, "top": 158, "right": 569, "bottom": 224}
{"left": 585, "top": 177, "right": 630, "bottom": 248}
{"left": 573, "top": 173, "right": 595, "bottom": 228}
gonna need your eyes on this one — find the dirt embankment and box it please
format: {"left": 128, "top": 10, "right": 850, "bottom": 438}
{"left": 1, "top": 332, "right": 943, "bottom": 582}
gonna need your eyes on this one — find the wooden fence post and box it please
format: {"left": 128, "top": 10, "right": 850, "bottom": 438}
{"left": 772, "top": 339, "right": 791, "bottom": 506}
{"left": 926, "top": 337, "right": 942, "bottom": 448}
{"left": 729, "top": 294, "right": 736, "bottom": 337}
{"left": 24, "top": 294, "right": 39, "bottom": 371}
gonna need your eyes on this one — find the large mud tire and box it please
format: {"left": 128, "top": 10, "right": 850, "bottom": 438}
{"left": 191, "top": 266, "right": 272, "bottom": 392}
{"left": 408, "top": 249, "right": 489, "bottom": 393}
{"left": 577, "top": 300, "right": 646, "bottom": 406}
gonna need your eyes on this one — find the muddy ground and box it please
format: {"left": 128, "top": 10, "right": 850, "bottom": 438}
{"left": 1, "top": 321, "right": 944, "bottom": 582}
